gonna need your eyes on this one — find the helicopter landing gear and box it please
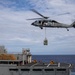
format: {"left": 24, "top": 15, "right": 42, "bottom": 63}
{"left": 40, "top": 26, "right": 43, "bottom": 29}
{"left": 66, "top": 28, "right": 69, "bottom": 31}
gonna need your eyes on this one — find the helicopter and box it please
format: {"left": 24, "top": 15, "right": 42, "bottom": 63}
{"left": 28, "top": 9, "right": 75, "bottom": 31}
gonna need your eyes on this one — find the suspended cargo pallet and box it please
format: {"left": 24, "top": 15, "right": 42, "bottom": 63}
{"left": 43, "top": 38, "right": 48, "bottom": 45}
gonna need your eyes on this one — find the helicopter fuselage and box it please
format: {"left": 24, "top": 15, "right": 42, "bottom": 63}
{"left": 31, "top": 20, "right": 71, "bottom": 29}
{"left": 28, "top": 9, "right": 75, "bottom": 31}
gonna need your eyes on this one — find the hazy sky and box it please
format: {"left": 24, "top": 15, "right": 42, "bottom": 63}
{"left": 0, "top": 0, "right": 75, "bottom": 55}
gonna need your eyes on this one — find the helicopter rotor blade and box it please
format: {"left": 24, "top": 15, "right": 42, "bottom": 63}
{"left": 26, "top": 18, "right": 46, "bottom": 20}
{"left": 57, "top": 12, "right": 70, "bottom": 16}
{"left": 31, "top": 9, "right": 49, "bottom": 19}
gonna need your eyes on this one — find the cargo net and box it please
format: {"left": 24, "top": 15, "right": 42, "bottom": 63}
{"left": 43, "top": 27, "right": 48, "bottom": 45}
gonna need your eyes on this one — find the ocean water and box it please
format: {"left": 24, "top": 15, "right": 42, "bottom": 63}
{"left": 32, "top": 55, "right": 75, "bottom": 75}
{"left": 32, "top": 55, "right": 75, "bottom": 64}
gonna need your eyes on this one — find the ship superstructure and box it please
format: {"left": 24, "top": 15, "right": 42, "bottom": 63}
{"left": 0, "top": 46, "right": 73, "bottom": 75}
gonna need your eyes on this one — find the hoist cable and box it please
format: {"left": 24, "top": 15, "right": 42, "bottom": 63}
{"left": 45, "top": 27, "right": 46, "bottom": 39}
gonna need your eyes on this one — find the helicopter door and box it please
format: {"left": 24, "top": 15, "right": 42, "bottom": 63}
{"left": 42, "top": 20, "right": 48, "bottom": 26}
{"left": 38, "top": 21, "right": 43, "bottom": 29}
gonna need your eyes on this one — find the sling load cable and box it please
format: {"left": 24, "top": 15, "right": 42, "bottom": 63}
{"left": 43, "top": 27, "right": 48, "bottom": 45}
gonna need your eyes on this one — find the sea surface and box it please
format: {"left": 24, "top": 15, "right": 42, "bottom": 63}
{"left": 32, "top": 55, "right": 75, "bottom": 75}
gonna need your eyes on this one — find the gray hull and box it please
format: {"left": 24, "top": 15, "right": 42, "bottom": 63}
{"left": 0, "top": 62, "right": 73, "bottom": 75}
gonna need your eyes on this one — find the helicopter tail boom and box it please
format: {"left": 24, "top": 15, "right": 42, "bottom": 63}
{"left": 72, "top": 22, "right": 75, "bottom": 28}
{"left": 70, "top": 21, "right": 75, "bottom": 28}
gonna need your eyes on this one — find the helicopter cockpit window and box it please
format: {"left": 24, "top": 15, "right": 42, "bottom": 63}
{"left": 38, "top": 20, "right": 48, "bottom": 25}
{"left": 38, "top": 21, "right": 41, "bottom": 24}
